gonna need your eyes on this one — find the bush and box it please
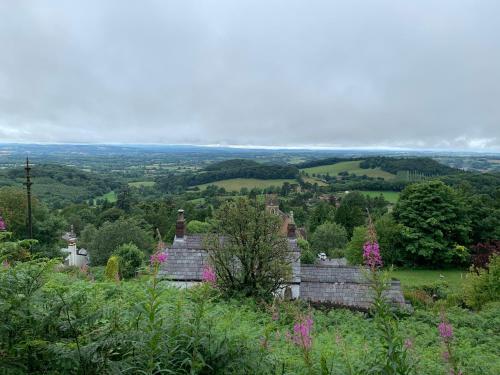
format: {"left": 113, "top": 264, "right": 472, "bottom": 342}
{"left": 345, "top": 226, "right": 367, "bottom": 265}
{"left": 114, "top": 243, "right": 144, "bottom": 279}
{"left": 310, "top": 222, "right": 348, "bottom": 254}
{"left": 328, "top": 248, "right": 345, "bottom": 258}
{"left": 206, "top": 198, "right": 292, "bottom": 298}
{"left": 298, "top": 239, "right": 315, "bottom": 264}
{"left": 81, "top": 218, "right": 153, "bottom": 266}
{"left": 471, "top": 240, "right": 500, "bottom": 270}
{"left": 104, "top": 255, "right": 120, "bottom": 281}
{"left": 464, "top": 254, "right": 500, "bottom": 310}
{"left": 186, "top": 220, "right": 211, "bottom": 234}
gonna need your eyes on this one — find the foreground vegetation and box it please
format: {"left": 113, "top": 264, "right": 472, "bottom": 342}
{"left": 1, "top": 257, "right": 498, "bottom": 374}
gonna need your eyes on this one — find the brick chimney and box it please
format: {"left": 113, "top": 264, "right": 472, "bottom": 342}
{"left": 287, "top": 211, "right": 296, "bottom": 239}
{"left": 175, "top": 209, "right": 186, "bottom": 239}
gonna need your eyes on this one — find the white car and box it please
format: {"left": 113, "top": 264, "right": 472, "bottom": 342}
{"left": 318, "top": 252, "right": 327, "bottom": 261}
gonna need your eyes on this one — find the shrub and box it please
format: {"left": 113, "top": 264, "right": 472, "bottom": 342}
{"left": 310, "top": 221, "right": 348, "bottom": 254}
{"left": 328, "top": 248, "right": 345, "bottom": 258}
{"left": 471, "top": 240, "right": 500, "bottom": 270}
{"left": 186, "top": 220, "right": 211, "bottom": 234}
{"left": 81, "top": 218, "right": 153, "bottom": 266}
{"left": 205, "top": 198, "right": 291, "bottom": 298}
{"left": 464, "top": 254, "right": 500, "bottom": 310}
{"left": 345, "top": 226, "right": 367, "bottom": 265}
{"left": 113, "top": 243, "right": 144, "bottom": 279}
{"left": 104, "top": 255, "right": 120, "bottom": 281}
{"left": 298, "top": 239, "right": 315, "bottom": 264}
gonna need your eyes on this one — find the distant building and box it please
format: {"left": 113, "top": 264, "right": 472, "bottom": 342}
{"left": 61, "top": 226, "right": 89, "bottom": 267}
{"left": 265, "top": 194, "right": 305, "bottom": 238}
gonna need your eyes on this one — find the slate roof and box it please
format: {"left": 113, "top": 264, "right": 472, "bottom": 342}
{"left": 159, "top": 234, "right": 300, "bottom": 282}
{"left": 159, "top": 235, "right": 207, "bottom": 281}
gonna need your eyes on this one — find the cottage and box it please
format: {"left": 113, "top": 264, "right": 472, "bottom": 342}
{"left": 160, "top": 209, "right": 406, "bottom": 310}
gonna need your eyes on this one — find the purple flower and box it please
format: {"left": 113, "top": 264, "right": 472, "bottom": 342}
{"left": 150, "top": 251, "right": 168, "bottom": 266}
{"left": 202, "top": 265, "right": 216, "bottom": 284}
{"left": 438, "top": 322, "right": 453, "bottom": 341}
{"left": 0, "top": 216, "right": 6, "bottom": 231}
{"left": 363, "top": 241, "right": 383, "bottom": 269}
{"left": 289, "top": 316, "right": 313, "bottom": 350}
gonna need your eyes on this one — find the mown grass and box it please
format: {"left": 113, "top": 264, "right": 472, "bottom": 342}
{"left": 392, "top": 269, "right": 466, "bottom": 291}
{"left": 301, "top": 160, "right": 396, "bottom": 180}
{"left": 196, "top": 178, "right": 296, "bottom": 192}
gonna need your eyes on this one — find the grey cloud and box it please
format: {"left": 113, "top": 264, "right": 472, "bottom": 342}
{"left": 1, "top": 0, "right": 499, "bottom": 150}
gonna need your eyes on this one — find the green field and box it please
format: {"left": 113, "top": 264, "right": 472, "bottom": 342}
{"left": 302, "top": 176, "right": 328, "bottom": 186}
{"left": 128, "top": 181, "right": 156, "bottom": 187}
{"left": 359, "top": 190, "right": 400, "bottom": 204}
{"left": 196, "top": 178, "right": 296, "bottom": 191}
{"left": 94, "top": 191, "right": 117, "bottom": 204}
{"left": 392, "top": 269, "right": 466, "bottom": 291}
{"left": 301, "top": 160, "right": 396, "bottom": 180}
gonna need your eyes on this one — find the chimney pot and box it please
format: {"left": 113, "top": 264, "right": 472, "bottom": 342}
{"left": 176, "top": 209, "right": 186, "bottom": 239}
{"left": 287, "top": 211, "right": 296, "bottom": 238}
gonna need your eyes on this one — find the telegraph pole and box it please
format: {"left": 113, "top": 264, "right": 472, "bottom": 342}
{"left": 24, "top": 157, "right": 33, "bottom": 239}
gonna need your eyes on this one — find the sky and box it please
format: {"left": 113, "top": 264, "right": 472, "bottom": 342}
{"left": 1, "top": 1, "right": 499, "bottom": 150}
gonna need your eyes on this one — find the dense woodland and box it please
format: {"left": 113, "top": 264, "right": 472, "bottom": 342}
{"left": 1, "top": 150, "right": 499, "bottom": 374}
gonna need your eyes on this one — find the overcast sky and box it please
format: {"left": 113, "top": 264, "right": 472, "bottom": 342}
{"left": 1, "top": 1, "right": 499, "bottom": 150}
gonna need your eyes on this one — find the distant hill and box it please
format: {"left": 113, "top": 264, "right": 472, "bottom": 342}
{"left": 156, "top": 159, "right": 299, "bottom": 192}
{"left": 359, "top": 157, "right": 457, "bottom": 176}
{"left": 298, "top": 156, "right": 457, "bottom": 176}
{"left": 0, "top": 164, "right": 121, "bottom": 207}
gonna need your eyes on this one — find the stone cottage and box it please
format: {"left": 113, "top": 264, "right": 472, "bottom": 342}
{"left": 160, "top": 210, "right": 406, "bottom": 310}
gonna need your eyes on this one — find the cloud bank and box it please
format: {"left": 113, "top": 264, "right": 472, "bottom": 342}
{"left": 1, "top": 1, "right": 499, "bottom": 150}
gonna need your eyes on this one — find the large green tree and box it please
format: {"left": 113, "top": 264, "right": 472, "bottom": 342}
{"left": 205, "top": 198, "right": 291, "bottom": 298}
{"left": 393, "top": 180, "right": 471, "bottom": 266}
{"left": 310, "top": 221, "right": 348, "bottom": 257}
{"left": 81, "top": 218, "right": 153, "bottom": 266}
{"left": 334, "top": 191, "right": 366, "bottom": 237}
{"left": 0, "top": 187, "right": 66, "bottom": 251}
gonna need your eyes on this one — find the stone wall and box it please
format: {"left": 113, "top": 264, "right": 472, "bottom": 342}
{"left": 300, "top": 264, "right": 406, "bottom": 309}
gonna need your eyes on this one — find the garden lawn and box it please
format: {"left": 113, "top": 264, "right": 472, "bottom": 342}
{"left": 301, "top": 160, "right": 396, "bottom": 180}
{"left": 392, "top": 269, "right": 466, "bottom": 291}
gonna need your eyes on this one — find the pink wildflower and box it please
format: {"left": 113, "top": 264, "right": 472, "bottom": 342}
{"left": 0, "top": 216, "right": 6, "bottom": 231}
{"left": 202, "top": 265, "right": 216, "bottom": 284}
{"left": 438, "top": 322, "right": 453, "bottom": 341}
{"left": 363, "top": 212, "right": 382, "bottom": 269}
{"left": 363, "top": 241, "right": 383, "bottom": 269}
{"left": 290, "top": 316, "right": 313, "bottom": 350}
{"left": 150, "top": 251, "right": 168, "bottom": 266}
